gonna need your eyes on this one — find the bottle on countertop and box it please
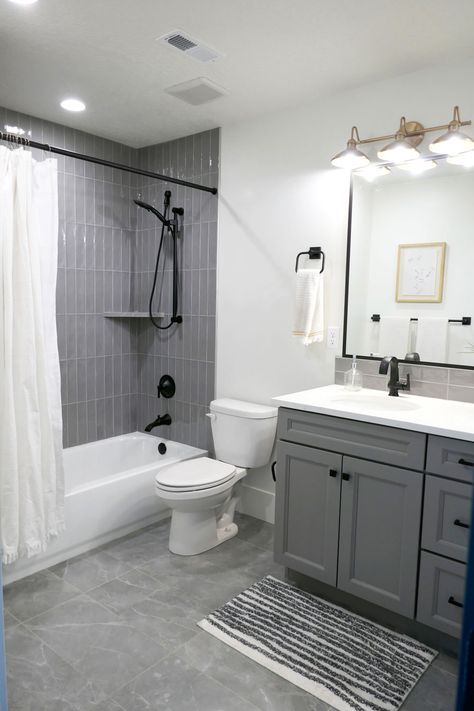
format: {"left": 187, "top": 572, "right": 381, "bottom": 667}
{"left": 344, "top": 355, "right": 363, "bottom": 392}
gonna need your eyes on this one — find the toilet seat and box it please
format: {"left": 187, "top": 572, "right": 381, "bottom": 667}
{"left": 155, "top": 457, "right": 236, "bottom": 493}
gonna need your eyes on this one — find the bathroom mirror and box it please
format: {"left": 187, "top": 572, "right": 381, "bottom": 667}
{"left": 343, "top": 158, "right": 474, "bottom": 367}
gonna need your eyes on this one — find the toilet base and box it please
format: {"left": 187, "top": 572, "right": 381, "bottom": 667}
{"left": 169, "top": 510, "right": 238, "bottom": 556}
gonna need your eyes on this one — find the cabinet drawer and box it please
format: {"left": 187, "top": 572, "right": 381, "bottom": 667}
{"left": 426, "top": 436, "right": 474, "bottom": 483}
{"left": 422, "top": 476, "right": 472, "bottom": 563}
{"left": 278, "top": 408, "right": 426, "bottom": 470}
{"left": 417, "top": 552, "right": 466, "bottom": 638}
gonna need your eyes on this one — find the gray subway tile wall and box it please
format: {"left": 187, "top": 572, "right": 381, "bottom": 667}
{"left": 335, "top": 357, "right": 474, "bottom": 403}
{"left": 134, "top": 130, "right": 219, "bottom": 450}
{"left": 1, "top": 105, "right": 218, "bottom": 450}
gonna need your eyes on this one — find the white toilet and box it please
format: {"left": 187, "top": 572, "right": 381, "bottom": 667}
{"left": 155, "top": 398, "right": 278, "bottom": 555}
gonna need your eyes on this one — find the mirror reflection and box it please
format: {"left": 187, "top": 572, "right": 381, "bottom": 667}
{"left": 345, "top": 159, "right": 474, "bottom": 366}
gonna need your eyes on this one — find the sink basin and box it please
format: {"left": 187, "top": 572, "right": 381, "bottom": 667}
{"left": 330, "top": 394, "right": 420, "bottom": 412}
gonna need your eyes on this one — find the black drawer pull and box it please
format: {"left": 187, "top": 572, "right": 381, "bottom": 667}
{"left": 329, "top": 469, "right": 338, "bottom": 478}
{"left": 454, "top": 519, "right": 470, "bottom": 529}
{"left": 458, "top": 458, "right": 474, "bottom": 467}
{"left": 271, "top": 461, "right": 277, "bottom": 482}
{"left": 342, "top": 472, "right": 350, "bottom": 481}
{"left": 448, "top": 596, "right": 464, "bottom": 609}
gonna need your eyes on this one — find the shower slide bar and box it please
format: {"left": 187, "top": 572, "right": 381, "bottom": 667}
{"left": 0, "top": 130, "right": 218, "bottom": 195}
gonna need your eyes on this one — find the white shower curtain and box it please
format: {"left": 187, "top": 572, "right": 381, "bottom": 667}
{"left": 0, "top": 146, "right": 64, "bottom": 564}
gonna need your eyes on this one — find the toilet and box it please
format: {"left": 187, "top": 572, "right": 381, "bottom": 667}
{"left": 155, "top": 398, "right": 278, "bottom": 555}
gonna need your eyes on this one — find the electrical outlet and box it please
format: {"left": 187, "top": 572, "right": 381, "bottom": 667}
{"left": 327, "top": 326, "right": 339, "bottom": 350}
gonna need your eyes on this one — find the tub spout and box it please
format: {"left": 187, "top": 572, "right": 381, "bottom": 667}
{"left": 144, "top": 414, "right": 172, "bottom": 432}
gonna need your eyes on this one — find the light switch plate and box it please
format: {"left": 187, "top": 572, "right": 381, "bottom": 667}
{"left": 327, "top": 326, "right": 339, "bottom": 350}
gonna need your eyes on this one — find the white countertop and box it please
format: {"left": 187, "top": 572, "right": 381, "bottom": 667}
{"left": 272, "top": 385, "right": 474, "bottom": 442}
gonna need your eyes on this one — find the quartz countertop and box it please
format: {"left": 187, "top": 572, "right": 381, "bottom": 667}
{"left": 272, "top": 384, "right": 474, "bottom": 442}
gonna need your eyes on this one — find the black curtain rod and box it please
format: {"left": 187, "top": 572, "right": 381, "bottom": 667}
{"left": 0, "top": 131, "right": 218, "bottom": 195}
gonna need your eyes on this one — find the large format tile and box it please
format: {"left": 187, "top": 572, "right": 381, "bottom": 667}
{"left": 3, "top": 569, "right": 80, "bottom": 622}
{"left": 49, "top": 548, "right": 133, "bottom": 592}
{"left": 26, "top": 594, "right": 167, "bottom": 699}
{"left": 100, "top": 528, "right": 166, "bottom": 567}
{"left": 87, "top": 568, "right": 163, "bottom": 614}
{"left": 112, "top": 652, "right": 260, "bottom": 710}
{"left": 3, "top": 610, "right": 20, "bottom": 630}
{"left": 400, "top": 665, "right": 457, "bottom": 710}
{"left": 6, "top": 624, "right": 101, "bottom": 711}
{"left": 177, "top": 631, "right": 331, "bottom": 711}
{"left": 235, "top": 512, "right": 274, "bottom": 551}
{"left": 116, "top": 598, "right": 198, "bottom": 648}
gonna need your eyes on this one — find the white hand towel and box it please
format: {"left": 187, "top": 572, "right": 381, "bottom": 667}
{"left": 416, "top": 318, "right": 448, "bottom": 362}
{"left": 377, "top": 317, "right": 411, "bottom": 358}
{"left": 292, "top": 270, "right": 324, "bottom": 345}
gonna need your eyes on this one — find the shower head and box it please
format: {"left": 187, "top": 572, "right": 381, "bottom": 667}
{"left": 134, "top": 199, "right": 168, "bottom": 225}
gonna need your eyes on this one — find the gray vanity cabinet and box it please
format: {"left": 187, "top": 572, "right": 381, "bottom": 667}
{"left": 274, "top": 441, "right": 341, "bottom": 585}
{"left": 338, "top": 458, "right": 422, "bottom": 617}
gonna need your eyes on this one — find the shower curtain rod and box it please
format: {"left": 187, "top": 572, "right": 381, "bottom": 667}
{"left": 0, "top": 131, "right": 218, "bottom": 195}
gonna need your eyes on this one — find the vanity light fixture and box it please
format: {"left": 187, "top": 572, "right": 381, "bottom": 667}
{"left": 330, "top": 127, "right": 370, "bottom": 169}
{"left": 429, "top": 106, "right": 474, "bottom": 156}
{"left": 397, "top": 158, "right": 437, "bottom": 175}
{"left": 331, "top": 106, "right": 472, "bottom": 170}
{"left": 60, "top": 98, "right": 86, "bottom": 112}
{"left": 377, "top": 118, "right": 421, "bottom": 163}
{"left": 356, "top": 164, "right": 391, "bottom": 182}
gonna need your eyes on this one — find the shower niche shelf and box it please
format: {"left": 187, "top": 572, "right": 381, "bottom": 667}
{"left": 103, "top": 312, "right": 165, "bottom": 319}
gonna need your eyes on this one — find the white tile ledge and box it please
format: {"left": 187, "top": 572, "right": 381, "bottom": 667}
{"left": 272, "top": 384, "right": 474, "bottom": 442}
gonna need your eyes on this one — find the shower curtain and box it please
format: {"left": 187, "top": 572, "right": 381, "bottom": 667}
{"left": 0, "top": 146, "right": 64, "bottom": 564}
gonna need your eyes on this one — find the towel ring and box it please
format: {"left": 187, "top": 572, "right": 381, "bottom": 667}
{"left": 295, "top": 247, "right": 325, "bottom": 273}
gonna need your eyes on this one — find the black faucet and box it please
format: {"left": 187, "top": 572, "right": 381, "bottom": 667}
{"left": 144, "top": 413, "right": 172, "bottom": 432}
{"left": 379, "top": 356, "right": 410, "bottom": 397}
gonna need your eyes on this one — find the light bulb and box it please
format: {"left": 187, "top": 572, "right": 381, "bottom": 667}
{"left": 331, "top": 141, "right": 369, "bottom": 169}
{"left": 60, "top": 98, "right": 86, "bottom": 112}
{"left": 377, "top": 139, "right": 420, "bottom": 163}
{"left": 429, "top": 129, "right": 474, "bottom": 156}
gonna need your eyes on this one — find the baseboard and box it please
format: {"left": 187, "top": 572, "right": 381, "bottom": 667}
{"left": 3, "top": 510, "right": 171, "bottom": 586}
{"left": 237, "top": 484, "right": 275, "bottom": 524}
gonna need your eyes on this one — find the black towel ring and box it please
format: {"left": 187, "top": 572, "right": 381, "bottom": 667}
{"left": 295, "top": 247, "right": 325, "bottom": 273}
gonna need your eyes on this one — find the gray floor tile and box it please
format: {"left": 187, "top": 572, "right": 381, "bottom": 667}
{"left": 87, "top": 568, "right": 164, "bottom": 614}
{"left": 91, "top": 701, "right": 128, "bottom": 711}
{"left": 432, "top": 650, "right": 460, "bottom": 677}
{"left": 26, "top": 594, "right": 167, "bottom": 699}
{"left": 49, "top": 548, "right": 134, "bottom": 592}
{"left": 101, "top": 528, "right": 167, "bottom": 567}
{"left": 400, "top": 665, "right": 457, "bottom": 710}
{"left": 3, "top": 610, "right": 20, "bottom": 630}
{"left": 112, "top": 652, "right": 259, "bottom": 710}
{"left": 6, "top": 624, "right": 102, "bottom": 711}
{"left": 3, "top": 569, "right": 80, "bottom": 622}
{"left": 138, "top": 547, "right": 222, "bottom": 586}
{"left": 177, "top": 631, "right": 331, "bottom": 711}
{"left": 116, "top": 598, "right": 199, "bottom": 647}
{"left": 236, "top": 512, "right": 275, "bottom": 551}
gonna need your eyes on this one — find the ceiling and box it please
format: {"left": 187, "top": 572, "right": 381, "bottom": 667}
{"left": 1, "top": 0, "right": 474, "bottom": 148}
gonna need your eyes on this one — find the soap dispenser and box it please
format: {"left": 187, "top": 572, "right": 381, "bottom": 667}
{"left": 344, "top": 356, "right": 363, "bottom": 392}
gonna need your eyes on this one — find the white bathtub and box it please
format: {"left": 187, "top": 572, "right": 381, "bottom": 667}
{"left": 3, "top": 433, "right": 207, "bottom": 584}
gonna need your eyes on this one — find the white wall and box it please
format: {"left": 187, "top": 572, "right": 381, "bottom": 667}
{"left": 216, "top": 58, "right": 474, "bottom": 522}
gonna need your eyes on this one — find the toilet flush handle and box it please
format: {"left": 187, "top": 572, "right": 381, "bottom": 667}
{"left": 205, "top": 413, "right": 217, "bottom": 421}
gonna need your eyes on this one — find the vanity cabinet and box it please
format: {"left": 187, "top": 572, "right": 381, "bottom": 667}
{"left": 274, "top": 407, "right": 473, "bottom": 636}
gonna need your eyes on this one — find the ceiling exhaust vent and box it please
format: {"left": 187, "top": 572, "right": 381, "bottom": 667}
{"left": 164, "top": 78, "right": 229, "bottom": 106}
{"left": 158, "top": 30, "right": 224, "bottom": 63}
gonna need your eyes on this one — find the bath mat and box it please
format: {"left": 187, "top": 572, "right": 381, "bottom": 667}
{"left": 198, "top": 576, "right": 436, "bottom": 711}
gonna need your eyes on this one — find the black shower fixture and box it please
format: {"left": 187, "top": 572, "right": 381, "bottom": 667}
{"left": 134, "top": 191, "right": 184, "bottom": 330}
{"left": 157, "top": 374, "right": 176, "bottom": 399}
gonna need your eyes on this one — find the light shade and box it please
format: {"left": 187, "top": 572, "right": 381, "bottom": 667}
{"left": 429, "top": 128, "right": 474, "bottom": 156}
{"left": 447, "top": 150, "right": 474, "bottom": 167}
{"left": 377, "top": 138, "right": 419, "bottom": 163}
{"left": 331, "top": 127, "right": 370, "bottom": 170}
{"left": 60, "top": 98, "right": 86, "bottom": 112}
{"left": 397, "top": 158, "right": 437, "bottom": 175}
{"left": 356, "top": 164, "right": 390, "bottom": 182}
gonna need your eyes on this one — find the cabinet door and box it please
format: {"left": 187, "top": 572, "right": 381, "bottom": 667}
{"left": 274, "top": 441, "right": 341, "bottom": 585}
{"left": 338, "top": 457, "right": 423, "bottom": 617}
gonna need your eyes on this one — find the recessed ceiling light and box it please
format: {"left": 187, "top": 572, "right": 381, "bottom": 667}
{"left": 60, "top": 98, "right": 86, "bottom": 112}
{"left": 8, "top": 0, "right": 38, "bottom": 5}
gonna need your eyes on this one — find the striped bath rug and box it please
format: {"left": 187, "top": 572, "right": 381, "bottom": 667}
{"left": 198, "top": 576, "right": 437, "bottom": 711}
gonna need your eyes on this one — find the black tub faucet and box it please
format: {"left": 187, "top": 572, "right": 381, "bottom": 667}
{"left": 144, "top": 413, "right": 172, "bottom": 432}
{"left": 379, "top": 356, "right": 410, "bottom": 397}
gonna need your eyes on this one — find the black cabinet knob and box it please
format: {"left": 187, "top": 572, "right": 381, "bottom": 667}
{"left": 458, "top": 458, "right": 474, "bottom": 467}
{"left": 342, "top": 472, "right": 350, "bottom": 481}
{"left": 329, "top": 469, "right": 338, "bottom": 478}
{"left": 271, "top": 461, "right": 277, "bottom": 482}
{"left": 448, "top": 596, "right": 464, "bottom": 609}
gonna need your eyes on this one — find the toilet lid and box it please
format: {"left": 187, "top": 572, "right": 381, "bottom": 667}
{"left": 155, "top": 457, "right": 236, "bottom": 491}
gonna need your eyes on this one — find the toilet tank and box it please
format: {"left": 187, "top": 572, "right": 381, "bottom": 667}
{"left": 209, "top": 398, "right": 278, "bottom": 468}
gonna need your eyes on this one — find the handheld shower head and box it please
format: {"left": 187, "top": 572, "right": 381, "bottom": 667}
{"left": 134, "top": 199, "right": 168, "bottom": 225}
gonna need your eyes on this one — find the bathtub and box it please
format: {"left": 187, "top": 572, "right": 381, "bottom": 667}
{"left": 3, "top": 433, "right": 207, "bottom": 584}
